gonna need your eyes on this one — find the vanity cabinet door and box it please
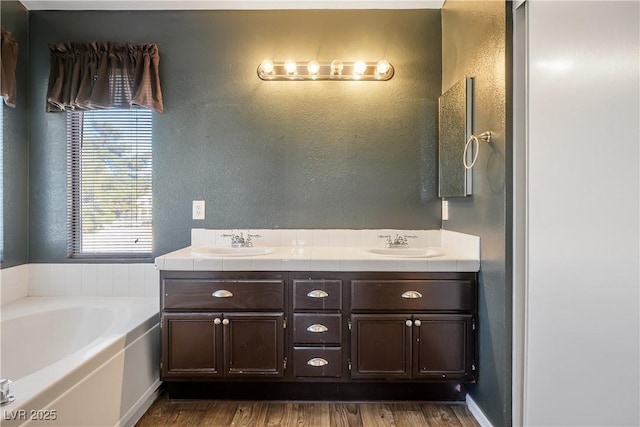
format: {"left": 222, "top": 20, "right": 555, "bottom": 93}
{"left": 350, "top": 314, "right": 412, "bottom": 379}
{"left": 412, "top": 314, "right": 474, "bottom": 380}
{"left": 162, "top": 312, "right": 223, "bottom": 379}
{"left": 223, "top": 312, "right": 286, "bottom": 378}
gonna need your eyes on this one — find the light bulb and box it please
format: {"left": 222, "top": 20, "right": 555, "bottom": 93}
{"left": 284, "top": 60, "right": 297, "bottom": 74}
{"left": 307, "top": 61, "right": 320, "bottom": 75}
{"left": 376, "top": 60, "right": 390, "bottom": 75}
{"left": 260, "top": 59, "right": 274, "bottom": 74}
{"left": 353, "top": 60, "right": 367, "bottom": 75}
{"left": 330, "top": 59, "right": 344, "bottom": 75}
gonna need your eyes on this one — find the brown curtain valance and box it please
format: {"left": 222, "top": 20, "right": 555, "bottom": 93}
{"left": 1, "top": 27, "right": 19, "bottom": 108}
{"left": 47, "top": 42, "right": 163, "bottom": 113}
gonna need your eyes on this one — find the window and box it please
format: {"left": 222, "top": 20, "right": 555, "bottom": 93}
{"left": 67, "top": 109, "right": 152, "bottom": 257}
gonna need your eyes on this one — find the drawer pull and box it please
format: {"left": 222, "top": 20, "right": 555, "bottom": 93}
{"left": 307, "top": 289, "right": 329, "bottom": 298}
{"left": 401, "top": 290, "right": 422, "bottom": 299}
{"left": 306, "top": 324, "right": 328, "bottom": 333}
{"left": 307, "top": 357, "right": 329, "bottom": 367}
{"left": 212, "top": 290, "right": 233, "bottom": 298}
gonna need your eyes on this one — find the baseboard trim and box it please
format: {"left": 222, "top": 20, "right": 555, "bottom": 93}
{"left": 466, "top": 394, "right": 493, "bottom": 427}
{"left": 167, "top": 381, "right": 468, "bottom": 401}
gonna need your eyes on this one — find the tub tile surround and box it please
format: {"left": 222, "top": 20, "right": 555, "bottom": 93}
{"left": 0, "top": 263, "right": 159, "bottom": 304}
{"left": 0, "top": 264, "right": 30, "bottom": 305}
{"left": 155, "top": 228, "right": 480, "bottom": 272}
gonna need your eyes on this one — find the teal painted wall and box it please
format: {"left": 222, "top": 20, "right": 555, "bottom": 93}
{"left": 442, "top": 1, "right": 511, "bottom": 425}
{"left": 28, "top": 9, "right": 442, "bottom": 261}
{"left": 1, "top": 0, "right": 29, "bottom": 269}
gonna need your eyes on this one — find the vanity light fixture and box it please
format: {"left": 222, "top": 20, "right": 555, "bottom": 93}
{"left": 307, "top": 60, "right": 320, "bottom": 75}
{"left": 259, "top": 59, "right": 274, "bottom": 74}
{"left": 257, "top": 59, "right": 394, "bottom": 81}
{"left": 283, "top": 60, "right": 297, "bottom": 75}
{"left": 330, "top": 59, "right": 344, "bottom": 76}
{"left": 353, "top": 60, "right": 367, "bottom": 76}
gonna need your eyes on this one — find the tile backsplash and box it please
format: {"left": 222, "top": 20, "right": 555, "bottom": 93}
{"left": 191, "top": 228, "right": 443, "bottom": 249}
{"left": 1, "top": 263, "right": 159, "bottom": 305}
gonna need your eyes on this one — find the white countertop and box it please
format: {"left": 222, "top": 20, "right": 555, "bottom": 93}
{"left": 155, "top": 229, "right": 480, "bottom": 272}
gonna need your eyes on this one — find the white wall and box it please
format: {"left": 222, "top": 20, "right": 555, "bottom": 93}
{"left": 523, "top": 1, "right": 640, "bottom": 426}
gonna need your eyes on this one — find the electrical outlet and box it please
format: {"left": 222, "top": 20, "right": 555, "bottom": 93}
{"left": 193, "top": 200, "right": 205, "bottom": 220}
{"left": 442, "top": 200, "right": 449, "bottom": 221}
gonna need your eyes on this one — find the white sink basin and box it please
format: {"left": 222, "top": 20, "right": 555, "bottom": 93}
{"left": 365, "top": 247, "right": 445, "bottom": 258}
{"left": 191, "top": 247, "right": 274, "bottom": 257}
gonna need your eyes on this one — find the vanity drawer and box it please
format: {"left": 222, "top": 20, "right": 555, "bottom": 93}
{"left": 351, "top": 280, "right": 473, "bottom": 311}
{"left": 293, "top": 347, "right": 342, "bottom": 378}
{"left": 293, "top": 314, "right": 342, "bottom": 345}
{"left": 293, "top": 280, "right": 342, "bottom": 311}
{"left": 163, "top": 279, "right": 284, "bottom": 310}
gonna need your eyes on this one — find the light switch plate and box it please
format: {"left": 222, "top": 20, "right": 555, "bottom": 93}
{"left": 442, "top": 200, "right": 449, "bottom": 221}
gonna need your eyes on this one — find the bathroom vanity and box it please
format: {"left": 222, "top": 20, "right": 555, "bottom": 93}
{"left": 155, "top": 229, "right": 479, "bottom": 400}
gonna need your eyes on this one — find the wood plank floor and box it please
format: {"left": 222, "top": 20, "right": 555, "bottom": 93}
{"left": 135, "top": 393, "right": 480, "bottom": 427}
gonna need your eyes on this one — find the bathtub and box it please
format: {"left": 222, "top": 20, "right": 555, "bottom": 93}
{"left": 0, "top": 297, "right": 160, "bottom": 427}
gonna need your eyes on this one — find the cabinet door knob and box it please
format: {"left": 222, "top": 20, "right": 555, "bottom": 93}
{"left": 222, "top": 318, "right": 230, "bottom": 326}
{"left": 212, "top": 290, "right": 233, "bottom": 298}
{"left": 307, "top": 357, "right": 329, "bottom": 367}
{"left": 405, "top": 320, "right": 413, "bottom": 327}
{"left": 214, "top": 318, "right": 222, "bottom": 325}
{"left": 306, "top": 324, "right": 328, "bottom": 333}
{"left": 401, "top": 290, "right": 422, "bottom": 299}
{"left": 307, "top": 289, "right": 329, "bottom": 298}
{"left": 414, "top": 319, "right": 422, "bottom": 327}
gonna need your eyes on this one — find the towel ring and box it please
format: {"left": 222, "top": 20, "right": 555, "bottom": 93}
{"left": 463, "top": 131, "right": 492, "bottom": 169}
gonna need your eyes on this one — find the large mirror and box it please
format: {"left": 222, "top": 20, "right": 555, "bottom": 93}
{"left": 438, "top": 77, "right": 473, "bottom": 197}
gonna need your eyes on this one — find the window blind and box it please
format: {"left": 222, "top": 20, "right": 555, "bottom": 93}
{"left": 67, "top": 109, "right": 152, "bottom": 257}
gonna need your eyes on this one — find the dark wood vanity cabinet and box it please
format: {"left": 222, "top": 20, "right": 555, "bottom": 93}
{"left": 350, "top": 313, "right": 475, "bottom": 380}
{"left": 160, "top": 271, "right": 477, "bottom": 389}
{"left": 161, "top": 273, "right": 286, "bottom": 380}
{"left": 350, "top": 314, "right": 413, "bottom": 379}
{"left": 413, "top": 314, "right": 474, "bottom": 379}
{"left": 291, "top": 278, "right": 344, "bottom": 379}
{"left": 223, "top": 312, "right": 285, "bottom": 378}
{"left": 162, "top": 312, "right": 222, "bottom": 378}
{"left": 162, "top": 312, "right": 285, "bottom": 379}
{"left": 350, "top": 278, "right": 477, "bottom": 382}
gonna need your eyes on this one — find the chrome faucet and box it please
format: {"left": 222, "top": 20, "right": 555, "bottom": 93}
{"left": 220, "top": 232, "right": 261, "bottom": 248}
{"left": 378, "top": 233, "right": 418, "bottom": 248}
{"left": 0, "top": 379, "right": 14, "bottom": 405}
